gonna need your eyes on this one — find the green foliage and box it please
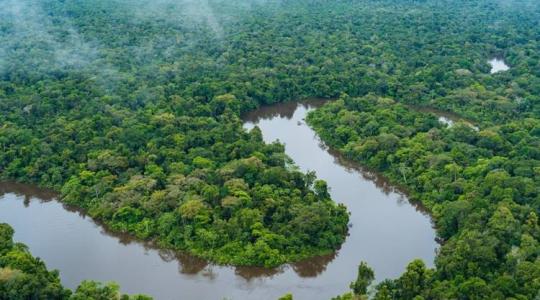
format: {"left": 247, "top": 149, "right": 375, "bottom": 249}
{"left": 0, "top": 0, "right": 352, "bottom": 267}
{"left": 1, "top": 0, "right": 540, "bottom": 297}
{"left": 71, "top": 281, "right": 151, "bottom": 300}
{"left": 0, "top": 224, "right": 69, "bottom": 300}
{"left": 0, "top": 226, "right": 13, "bottom": 255}
{"left": 350, "top": 262, "right": 374, "bottom": 296}
{"left": 311, "top": 94, "right": 540, "bottom": 299}
{"left": 278, "top": 293, "right": 294, "bottom": 300}
{"left": 0, "top": 224, "right": 150, "bottom": 300}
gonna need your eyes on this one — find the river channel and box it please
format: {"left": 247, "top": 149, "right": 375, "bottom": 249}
{"left": 0, "top": 100, "right": 437, "bottom": 300}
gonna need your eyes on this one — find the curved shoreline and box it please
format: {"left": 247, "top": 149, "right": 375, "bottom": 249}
{"left": 0, "top": 99, "right": 438, "bottom": 299}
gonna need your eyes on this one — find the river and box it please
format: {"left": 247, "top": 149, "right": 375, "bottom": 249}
{"left": 0, "top": 100, "right": 437, "bottom": 300}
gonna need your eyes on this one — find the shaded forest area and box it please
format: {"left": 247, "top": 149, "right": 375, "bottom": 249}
{"left": 0, "top": 0, "right": 539, "bottom": 299}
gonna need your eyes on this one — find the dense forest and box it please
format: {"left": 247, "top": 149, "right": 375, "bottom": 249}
{"left": 0, "top": 0, "right": 539, "bottom": 299}
{"left": 310, "top": 95, "right": 539, "bottom": 299}
{"left": 0, "top": 0, "right": 351, "bottom": 268}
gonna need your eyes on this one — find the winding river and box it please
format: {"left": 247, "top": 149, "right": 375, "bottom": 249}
{"left": 0, "top": 100, "right": 437, "bottom": 300}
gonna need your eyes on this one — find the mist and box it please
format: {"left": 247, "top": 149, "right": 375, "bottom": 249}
{"left": 0, "top": 0, "right": 282, "bottom": 75}
{"left": 0, "top": 0, "right": 101, "bottom": 75}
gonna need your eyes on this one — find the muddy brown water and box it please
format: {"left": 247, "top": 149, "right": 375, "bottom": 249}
{"left": 0, "top": 100, "right": 437, "bottom": 300}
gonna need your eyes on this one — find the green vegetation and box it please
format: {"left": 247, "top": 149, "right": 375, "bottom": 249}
{"left": 0, "top": 223, "right": 151, "bottom": 300}
{"left": 309, "top": 94, "right": 539, "bottom": 297}
{"left": 330, "top": 262, "right": 375, "bottom": 300}
{"left": 350, "top": 262, "right": 375, "bottom": 297}
{"left": 0, "top": 0, "right": 539, "bottom": 298}
{"left": 299, "top": 0, "right": 539, "bottom": 298}
{"left": 0, "top": 0, "right": 351, "bottom": 267}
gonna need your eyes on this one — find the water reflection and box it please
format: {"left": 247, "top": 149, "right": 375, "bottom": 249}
{"left": 411, "top": 105, "right": 479, "bottom": 131}
{"left": 0, "top": 99, "right": 437, "bottom": 300}
{"left": 0, "top": 181, "right": 57, "bottom": 202}
{"left": 243, "top": 98, "right": 328, "bottom": 123}
{"left": 290, "top": 252, "right": 337, "bottom": 278}
{"left": 243, "top": 100, "right": 437, "bottom": 282}
{"left": 0, "top": 181, "right": 332, "bottom": 281}
{"left": 247, "top": 100, "right": 429, "bottom": 210}
{"left": 235, "top": 265, "right": 286, "bottom": 279}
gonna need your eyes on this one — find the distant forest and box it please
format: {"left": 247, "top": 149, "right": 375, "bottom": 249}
{"left": 0, "top": 0, "right": 539, "bottom": 299}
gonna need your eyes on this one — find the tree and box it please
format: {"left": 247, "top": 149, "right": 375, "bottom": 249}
{"left": 0, "top": 224, "right": 14, "bottom": 254}
{"left": 350, "top": 262, "right": 375, "bottom": 296}
{"left": 70, "top": 281, "right": 152, "bottom": 300}
{"left": 398, "top": 260, "right": 429, "bottom": 299}
{"left": 278, "top": 294, "right": 293, "bottom": 300}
